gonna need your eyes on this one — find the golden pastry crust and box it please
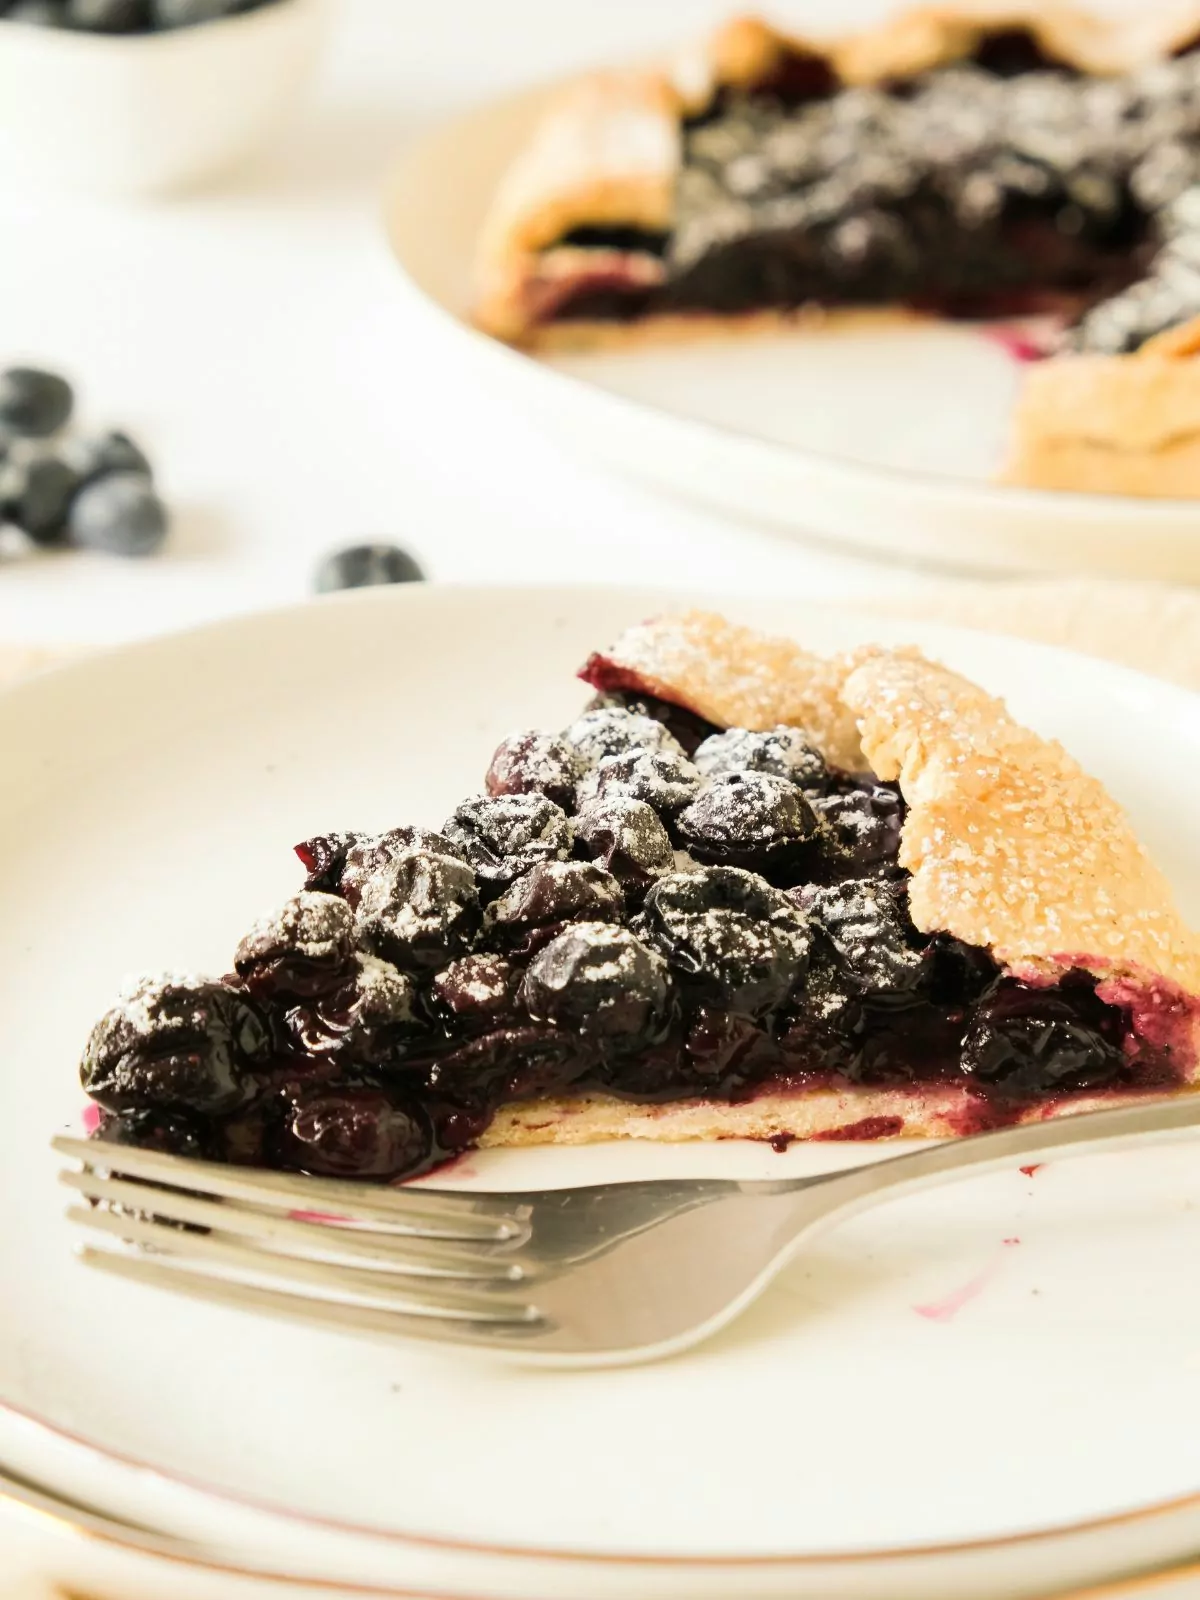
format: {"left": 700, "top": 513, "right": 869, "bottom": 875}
{"left": 1003, "top": 316, "right": 1200, "bottom": 497}
{"left": 471, "top": 6, "right": 1200, "bottom": 498}
{"left": 581, "top": 608, "right": 867, "bottom": 770}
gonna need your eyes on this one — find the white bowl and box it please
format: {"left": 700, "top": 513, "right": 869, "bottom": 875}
{"left": 0, "top": 0, "right": 329, "bottom": 197}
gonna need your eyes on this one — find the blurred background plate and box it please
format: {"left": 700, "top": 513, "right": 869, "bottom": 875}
{"left": 385, "top": 87, "right": 1200, "bottom": 581}
{"left": 1, "top": 586, "right": 1200, "bottom": 1598}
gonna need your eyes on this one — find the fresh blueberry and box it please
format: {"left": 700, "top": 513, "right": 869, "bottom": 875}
{"left": 314, "top": 543, "right": 425, "bottom": 594}
{"left": 68, "top": 471, "right": 168, "bottom": 557}
{"left": 0, "top": 450, "right": 81, "bottom": 544}
{"left": 636, "top": 867, "right": 812, "bottom": 1017}
{"left": 521, "top": 922, "right": 670, "bottom": 1040}
{"left": 67, "top": 428, "right": 153, "bottom": 484}
{"left": 66, "top": 0, "right": 148, "bottom": 28}
{"left": 0, "top": 367, "right": 73, "bottom": 436}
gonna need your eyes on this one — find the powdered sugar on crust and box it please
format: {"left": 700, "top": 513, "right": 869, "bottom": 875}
{"left": 842, "top": 650, "right": 1200, "bottom": 996}
{"left": 580, "top": 611, "right": 868, "bottom": 770}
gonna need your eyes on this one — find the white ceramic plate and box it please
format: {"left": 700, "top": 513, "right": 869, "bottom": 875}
{"left": 385, "top": 88, "right": 1200, "bottom": 581}
{"left": 3, "top": 585, "right": 1200, "bottom": 1600}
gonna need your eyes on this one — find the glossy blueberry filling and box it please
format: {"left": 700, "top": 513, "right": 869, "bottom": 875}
{"left": 81, "top": 690, "right": 1187, "bottom": 1181}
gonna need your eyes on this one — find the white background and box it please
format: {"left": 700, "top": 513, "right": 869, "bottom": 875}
{"left": 0, "top": 0, "right": 1001, "bottom": 649}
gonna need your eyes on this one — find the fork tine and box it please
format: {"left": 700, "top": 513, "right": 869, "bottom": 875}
{"left": 52, "top": 1135, "right": 527, "bottom": 1241}
{"left": 60, "top": 1170, "right": 527, "bottom": 1281}
{"left": 79, "top": 1247, "right": 546, "bottom": 1348}
{"left": 69, "top": 1207, "right": 534, "bottom": 1319}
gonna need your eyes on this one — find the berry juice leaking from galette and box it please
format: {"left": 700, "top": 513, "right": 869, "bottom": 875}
{"left": 472, "top": 6, "right": 1200, "bottom": 497}
{"left": 81, "top": 613, "right": 1200, "bottom": 1181}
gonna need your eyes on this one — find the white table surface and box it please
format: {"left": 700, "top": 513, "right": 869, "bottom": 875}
{"left": 0, "top": 0, "right": 1014, "bottom": 650}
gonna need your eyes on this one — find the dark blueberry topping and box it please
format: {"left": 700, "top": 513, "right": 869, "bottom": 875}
{"left": 0, "top": 450, "right": 80, "bottom": 544}
{"left": 563, "top": 705, "right": 685, "bottom": 766}
{"left": 234, "top": 891, "right": 356, "bottom": 1002}
{"left": 294, "top": 831, "right": 370, "bottom": 893}
{"left": 522, "top": 922, "right": 670, "bottom": 1040}
{"left": 93, "top": 1106, "right": 211, "bottom": 1158}
{"left": 314, "top": 543, "right": 425, "bottom": 594}
{"left": 81, "top": 976, "right": 269, "bottom": 1116}
{"left": 0, "top": 366, "right": 73, "bottom": 437}
{"left": 801, "top": 876, "right": 928, "bottom": 996}
{"left": 353, "top": 848, "right": 480, "bottom": 972}
{"left": 676, "top": 771, "right": 822, "bottom": 876}
{"left": 693, "top": 726, "right": 828, "bottom": 790}
{"left": 572, "top": 796, "right": 675, "bottom": 897}
{"left": 68, "top": 471, "right": 168, "bottom": 557}
{"left": 637, "top": 866, "right": 812, "bottom": 1016}
{"left": 280, "top": 1088, "right": 430, "bottom": 1179}
{"left": 442, "top": 793, "right": 572, "bottom": 889}
{"left": 485, "top": 859, "right": 625, "bottom": 952}
{"left": 431, "top": 953, "right": 517, "bottom": 1026}
{"left": 576, "top": 746, "right": 701, "bottom": 815}
{"left": 339, "top": 826, "right": 466, "bottom": 904}
{"left": 287, "top": 953, "right": 419, "bottom": 1065}
{"left": 960, "top": 979, "right": 1126, "bottom": 1097}
{"left": 584, "top": 690, "right": 720, "bottom": 756}
{"left": 812, "top": 785, "right": 904, "bottom": 872}
{"left": 486, "top": 730, "right": 582, "bottom": 812}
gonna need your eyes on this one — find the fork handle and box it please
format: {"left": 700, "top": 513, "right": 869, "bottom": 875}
{"left": 774, "top": 1093, "right": 1200, "bottom": 1219}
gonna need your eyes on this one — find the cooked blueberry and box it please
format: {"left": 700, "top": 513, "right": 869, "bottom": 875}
{"left": 280, "top": 1088, "right": 430, "bottom": 1179}
{"left": 572, "top": 796, "right": 675, "bottom": 898}
{"left": 339, "top": 826, "right": 466, "bottom": 904}
{"left": 313, "top": 543, "right": 424, "bottom": 594}
{"left": 68, "top": 471, "right": 168, "bottom": 557}
{"left": 67, "top": 428, "right": 152, "bottom": 482}
{"left": 637, "top": 867, "right": 812, "bottom": 1016}
{"left": 442, "top": 793, "right": 572, "bottom": 889}
{"left": 294, "top": 831, "right": 370, "bottom": 893}
{"left": 353, "top": 848, "right": 480, "bottom": 971}
{"left": 66, "top": 0, "right": 148, "bottom": 28}
{"left": 0, "top": 367, "right": 72, "bottom": 436}
{"left": 522, "top": 922, "right": 670, "bottom": 1040}
{"left": 676, "top": 772, "right": 821, "bottom": 876}
{"left": 81, "top": 975, "right": 269, "bottom": 1116}
{"left": 960, "top": 979, "right": 1126, "bottom": 1097}
{"left": 0, "top": 450, "right": 80, "bottom": 544}
{"left": 813, "top": 785, "right": 904, "bottom": 871}
{"left": 585, "top": 690, "right": 719, "bottom": 756}
{"left": 431, "top": 953, "right": 517, "bottom": 1025}
{"left": 485, "top": 859, "right": 624, "bottom": 951}
{"left": 93, "top": 1105, "right": 211, "bottom": 1158}
{"left": 234, "top": 891, "right": 356, "bottom": 1002}
{"left": 801, "top": 876, "right": 928, "bottom": 995}
{"left": 576, "top": 746, "right": 701, "bottom": 815}
{"left": 486, "top": 730, "right": 582, "bottom": 811}
{"left": 563, "top": 705, "right": 685, "bottom": 766}
{"left": 694, "top": 727, "right": 828, "bottom": 790}
{"left": 288, "top": 952, "right": 419, "bottom": 1064}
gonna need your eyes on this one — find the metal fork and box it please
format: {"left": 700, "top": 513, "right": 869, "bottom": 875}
{"left": 53, "top": 1094, "right": 1200, "bottom": 1366}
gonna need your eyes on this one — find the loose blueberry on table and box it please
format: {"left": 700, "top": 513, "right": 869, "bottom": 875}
{"left": 80, "top": 627, "right": 1199, "bottom": 1183}
{"left": 0, "top": 365, "right": 168, "bottom": 558}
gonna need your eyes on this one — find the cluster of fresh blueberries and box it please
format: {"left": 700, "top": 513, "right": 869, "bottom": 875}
{"left": 0, "top": 366, "right": 167, "bottom": 557}
{"left": 1, "top": 0, "right": 278, "bottom": 33}
{"left": 80, "top": 691, "right": 1164, "bottom": 1182}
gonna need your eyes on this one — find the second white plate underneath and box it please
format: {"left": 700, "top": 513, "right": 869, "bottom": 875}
{"left": 385, "top": 86, "right": 1200, "bottom": 581}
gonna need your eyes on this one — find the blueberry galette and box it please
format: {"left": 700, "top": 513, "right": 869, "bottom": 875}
{"left": 80, "top": 612, "right": 1200, "bottom": 1180}
{"left": 473, "top": 7, "right": 1200, "bottom": 498}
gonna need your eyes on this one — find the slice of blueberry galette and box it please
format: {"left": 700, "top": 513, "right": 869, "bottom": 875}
{"left": 472, "top": 6, "right": 1200, "bottom": 497}
{"left": 80, "top": 611, "right": 1200, "bottom": 1181}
